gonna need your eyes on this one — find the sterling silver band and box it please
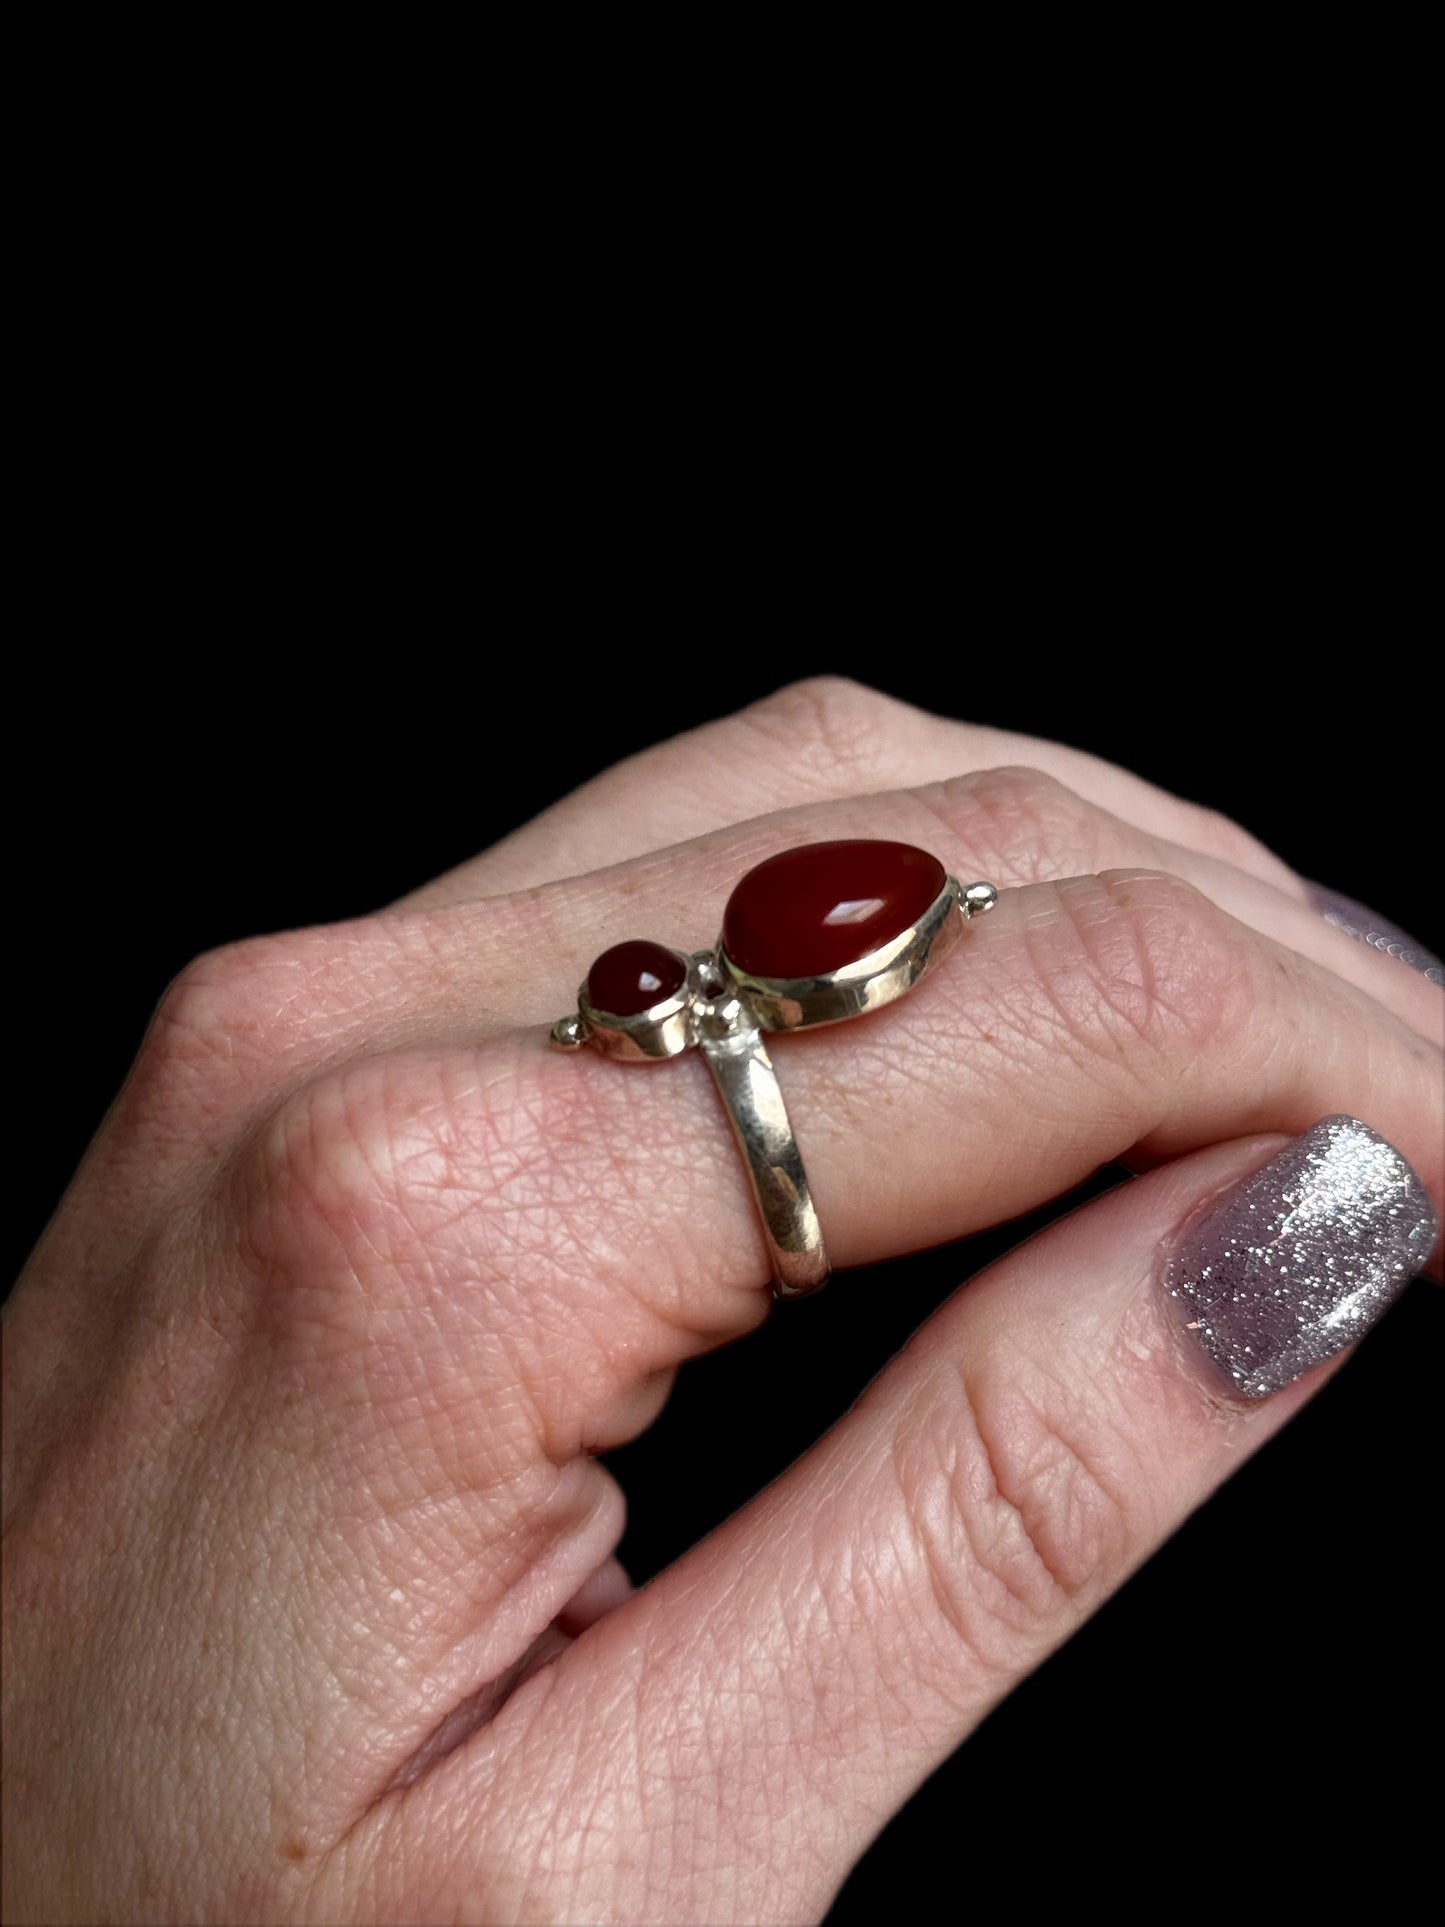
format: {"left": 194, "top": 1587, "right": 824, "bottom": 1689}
{"left": 696, "top": 1014, "right": 827, "bottom": 1297}
{"left": 551, "top": 873, "right": 997, "bottom": 1298}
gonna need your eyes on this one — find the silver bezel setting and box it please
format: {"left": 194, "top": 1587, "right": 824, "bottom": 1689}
{"left": 551, "top": 876, "right": 997, "bottom": 1053}
{"left": 568, "top": 946, "right": 696, "bottom": 1061}
{"left": 719, "top": 874, "right": 969, "bottom": 1031}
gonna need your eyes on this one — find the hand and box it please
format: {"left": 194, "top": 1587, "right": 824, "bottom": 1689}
{"left": 4, "top": 679, "right": 1440, "bottom": 1924}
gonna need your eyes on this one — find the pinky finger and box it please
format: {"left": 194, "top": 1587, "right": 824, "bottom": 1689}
{"left": 396, "top": 1120, "right": 1436, "bottom": 1925}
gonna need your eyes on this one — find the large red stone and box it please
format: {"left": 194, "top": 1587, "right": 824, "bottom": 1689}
{"left": 722, "top": 839, "right": 946, "bottom": 978}
{"left": 587, "top": 940, "right": 687, "bottom": 1017}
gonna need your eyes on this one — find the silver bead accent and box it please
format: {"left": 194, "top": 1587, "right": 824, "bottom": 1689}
{"left": 550, "top": 1013, "right": 586, "bottom": 1050}
{"left": 962, "top": 880, "right": 999, "bottom": 918}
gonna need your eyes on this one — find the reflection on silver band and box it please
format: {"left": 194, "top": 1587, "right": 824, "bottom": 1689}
{"left": 697, "top": 1011, "right": 828, "bottom": 1296}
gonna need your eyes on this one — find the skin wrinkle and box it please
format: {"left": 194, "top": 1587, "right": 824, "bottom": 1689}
{"left": 798, "top": 1458, "right": 931, "bottom": 1744}
{"left": 1015, "top": 890, "right": 1147, "bottom": 1086}
{"left": 875, "top": 1300, "right": 1170, "bottom": 1715}
{"left": 1018, "top": 902, "right": 1180, "bottom": 1101}
{"left": 325, "top": 1467, "right": 628, "bottom": 1821}
{"left": 1096, "top": 874, "right": 1232, "bottom": 1047}
{"left": 913, "top": 766, "right": 1107, "bottom": 890}
{"left": 720, "top": 1488, "right": 873, "bottom": 1807}
{"left": 979, "top": 1366, "right": 1138, "bottom": 1600}
{"left": 1035, "top": 874, "right": 1232, "bottom": 1069}
{"left": 898, "top": 1367, "right": 1067, "bottom": 1653}
{"left": 740, "top": 675, "right": 890, "bottom": 796}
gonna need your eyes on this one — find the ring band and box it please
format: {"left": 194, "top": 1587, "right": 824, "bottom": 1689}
{"left": 695, "top": 1005, "right": 827, "bottom": 1296}
{"left": 550, "top": 840, "right": 998, "bottom": 1297}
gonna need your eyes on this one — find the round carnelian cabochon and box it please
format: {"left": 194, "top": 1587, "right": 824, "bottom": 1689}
{"left": 587, "top": 941, "right": 688, "bottom": 1017}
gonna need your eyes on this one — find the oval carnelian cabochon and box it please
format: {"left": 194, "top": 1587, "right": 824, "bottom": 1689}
{"left": 721, "top": 840, "right": 946, "bottom": 978}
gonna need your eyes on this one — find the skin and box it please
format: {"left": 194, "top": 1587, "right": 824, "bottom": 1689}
{"left": 2, "top": 678, "right": 1440, "bottom": 1925}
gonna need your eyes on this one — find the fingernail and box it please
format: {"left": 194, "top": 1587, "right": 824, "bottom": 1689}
{"left": 1308, "top": 884, "right": 1443, "bottom": 986}
{"left": 1170, "top": 1116, "right": 1437, "bottom": 1399}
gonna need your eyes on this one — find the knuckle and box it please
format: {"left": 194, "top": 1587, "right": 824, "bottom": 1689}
{"left": 239, "top": 1042, "right": 725, "bottom": 1361}
{"left": 931, "top": 765, "right": 1109, "bottom": 887}
{"left": 1025, "top": 868, "right": 1243, "bottom": 1068}
{"left": 233, "top": 1048, "right": 529, "bottom": 1399}
{"left": 132, "top": 932, "right": 350, "bottom": 1130}
{"left": 146, "top": 937, "right": 292, "bottom": 1075}
{"left": 243, "top": 1051, "right": 470, "bottom": 1281}
{"left": 893, "top": 1353, "right": 1134, "bottom": 1673}
{"left": 740, "top": 676, "right": 908, "bottom": 786}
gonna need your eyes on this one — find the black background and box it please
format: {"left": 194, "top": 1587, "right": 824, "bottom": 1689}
{"left": 4, "top": 54, "right": 1437, "bottom": 1917}
{"left": 10, "top": 637, "right": 1439, "bottom": 1916}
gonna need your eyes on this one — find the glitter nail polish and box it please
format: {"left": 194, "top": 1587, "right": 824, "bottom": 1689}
{"left": 1170, "top": 1116, "right": 1437, "bottom": 1399}
{"left": 1308, "top": 885, "right": 1444, "bottom": 986}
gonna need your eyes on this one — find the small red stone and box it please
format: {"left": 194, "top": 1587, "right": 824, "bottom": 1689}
{"left": 587, "top": 940, "right": 687, "bottom": 1017}
{"left": 722, "top": 839, "right": 946, "bottom": 978}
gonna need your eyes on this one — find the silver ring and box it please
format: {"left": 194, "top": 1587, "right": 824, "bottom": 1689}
{"left": 550, "top": 840, "right": 998, "bottom": 1298}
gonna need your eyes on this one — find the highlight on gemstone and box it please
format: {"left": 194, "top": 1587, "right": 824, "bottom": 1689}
{"left": 721, "top": 840, "right": 946, "bottom": 978}
{"left": 586, "top": 940, "right": 688, "bottom": 1018}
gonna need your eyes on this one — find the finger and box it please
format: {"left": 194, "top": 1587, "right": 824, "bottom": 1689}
{"left": 393, "top": 764, "right": 1439, "bottom": 1088}
{"left": 386, "top": 1126, "right": 1437, "bottom": 1925}
{"left": 403, "top": 676, "right": 1305, "bottom": 903}
{"left": 400, "top": 682, "right": 1437, "bottom": 1040}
